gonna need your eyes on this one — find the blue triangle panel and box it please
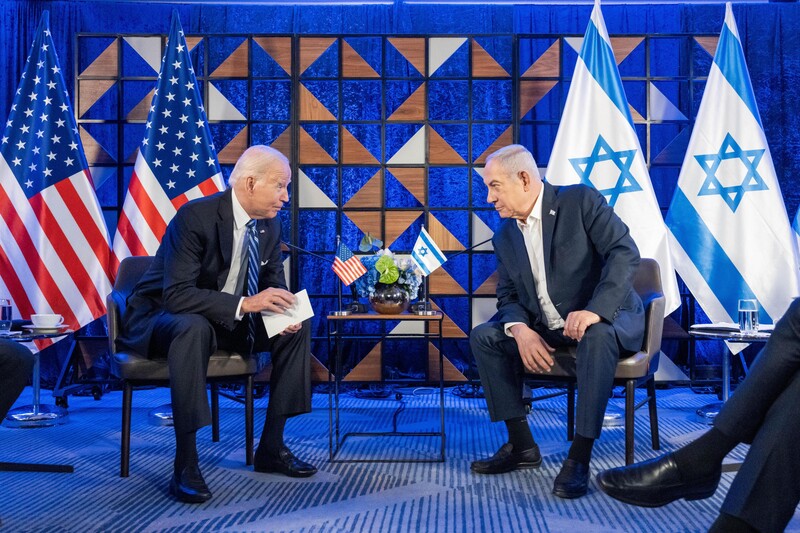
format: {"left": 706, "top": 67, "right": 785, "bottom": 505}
{"left": 431, "top": 296, "right": 470, "bottom": 338}
{"left": 650, "top": 38, "right": 686, "bottom": 78}
{"left": 344, "top": 37, "right": 383, "bottom": 75}
{"left": 345, "top": 124, "right": 382, "bottom": 163}
{"left": 301, "top": 166, "right": 338, "bottom": 205}
{"left": 385, "top": 41, "right": 424, "bottom": 78}
{"left": 519, "top": 123, "right": 559, "bottom": 169}
{"left": 342, "top": 81, "right": 382, "bottom": 121}
{"left": 342, "top": 166, "right": 380, "bottom": 205}
{"left": 385, "top": 124, "right": 423, "bottom": 162}
{"left": 518, "top": 37, "right": 559, "bottom": 76}
{"left": 385, "top": 173, "right": 422, "bottom": 208}
{"left": 650, "top": 166, "right": 680, "bottom": 208}
{"left": 429, "top": 124, "right": 469, "bottom": 163}
{"left": 207, "top": 36, "right": 248, "bottom": 74}
{"left": 431, "top": 210, "right": 469, "bottom": 249}
{"left": 428, "top": 80, "right": 468, "bottom": 121}
{"left": 431, "top": 40, "right": 469, "bottom": 77}
{"left": 82, "top": 123, "right": 118, "bottom": 162}
{"left": 474, "top": 36, "right": 513, "bottom": 74}
{"left": 122, "top": 80, "right": 155, "bottom": 118}
{"left": 562, "top": 41, "right": 579, "bottom": 82}
{"left": 303, "top": 123, "right": 339, "bottom": 161}
{"left": 213, "top": 80, "right": 249, "bottom": 117}
{"left": 78, "top": 36, "right": 117, "bottom": 74}
{"left": 188, "top": 39, "right": 206, "bottom": 78}
{"left": 471, "top": 124, "right": 511, "bottom": 163}
{"left": 385, "top": 80, "right": 424, "bottom": 118}
{"left": 252, "top": 39, "right": 290, "bottom": 78}
{"left": 251, "top": 123, "right": 289, "bottom": 147}
{"left": 82, "top": 81, "right": 119, "bottom": 120}
{"left": 209, "top": 123, "right": 246, "bottom": 155}
{"left": 618, "top": 40, "right": 646, "bottom": 77}
{"left": 429, "top": 167, "right": 469, "bottom": 208}
{"left": 521, "top": 82, "right": 561, "bottom": 121}
{"left": 471, "top": 170, "right": 493, "bottom": 209}
{"left": 623, "top": 80, "right": 647, "bottom": 120}
{"left": 473, "top": 80, "right": 512, "bottom": 121}
{"left": 122, "top": 123, "right": 146, "bottom": 164}
{"left": 391, "top": 212, "right": 423, "bottom": 251}
{"left": 440, "top": 253, "right": 469, "bottom": 293}
{"left": 94, "top": 168, "right": 118, "bottom": 208}
{"left": 121, "top": 40, "right": 158, "bottom": 77}
{"left": 304, "top": 81, "right": 339, "bottom": 119}
{"left": 278, "top": 210, "right": 292, "bottom": 244}
{"left": 252, "top": 81, "right": 292, "bottom": 121}
{"left": 383, "top": 339, "right": 426, "bottom": 378}
{"left": 298, "top": 210, "right": 336, "bottom": 252}
{"left": 298, "top": 254, "right": 337, "bottom": 296}
{"left": 471, "top": 253, "right": 498, "bottom": 292}
{"left": 304, "top": 41, "right": 339, "bottom": 78}
{"left": 473, "top": 209, "right": 502, "bottom": 235}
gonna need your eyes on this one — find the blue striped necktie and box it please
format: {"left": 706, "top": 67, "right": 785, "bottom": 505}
{"left": 244, "top": 219, "right": 259, "bottom": 348}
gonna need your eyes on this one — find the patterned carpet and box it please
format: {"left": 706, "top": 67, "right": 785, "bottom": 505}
{"left": 2, "top": 384, "right": 798, "bottom": 533}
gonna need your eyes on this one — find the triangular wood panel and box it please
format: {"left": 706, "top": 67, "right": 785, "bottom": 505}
{"left": 79, "top": 79, "right": 116, "bottom": 118}
{"left": 126, "top": 147, "right": 139, "bottom": 164}
{"left": 428, "top": 343, "right": 467, "bottom": 381}
{"left": 428, "top": 213, "right": 465, "bottom": 251}
{"left": 387, "top": 83, "right": 426, "bottom": 121}
{"left": 343, "top": 343, "right": 382, "bottom": 381}
{"left": 387, "top": 167, "right": 426, "bottom": 205}
{"left": 345, "top": 211, "right": 382, "bottom": 241}
{"left": 253, "top": 36, "right": 292, "bottom": 75}
{"left": 519, "top": 80, "right": 558, "bottom": 117}
{"left": 80, "top": 38, "right": 118, "bottom": 77}
{"left": 474, "top": 126, "right": 513, "bottom": 165}
{"left": 299, "top": 85, "right": 337, "bottom": 121}
{"left": 342, "top": 40, "right": 380, "bottom": 78}
{"left": 79, "top": 126, "right": 115, "bottom": 164}
{"left": 386, "top": 211, "right": 422, "bottom": 248}
{"left": 270, "top": 126, "right": 292, "bottom": 159}
{"left": 471, "top": 39, "right": 509, "bottom": 77}
{"left": 298, "top": 127, "right": 336, "bottom": 164}
{"left": 474, "top": 271, "right": 499, "bottom": 295}
{"left": 388, "top": 38, "right": 426, "bottom": 76}
{"left": 300, "top": 37, "right": 336, "bottom": 74}
{"left": 427, "top": 126, "right": 465, "bottom": 165}
{"left": 125, "top": 88, "right": 155, "bottom": 120}
{"left": 345, "top": 170, "right": 382, "bottom": 208}
{"left": 610, "top": 37, "right": 644, "bottom": 65}
{"left": 217, "top": 126, "right": 249, "bottom": 164}
{"left": 428, "top": 266, "right": 467, "bottom": 295}
{"left": 629, "top": 104, "right": 645, "bottom": 124}
{"left": 522, "top": 41, "right": 560, "bottom": 78}
{"left": 341, "top": 126, "right": 379, "bottom": 165}
{"left": 428, "top": 301, "right": 468, "bottom": 338}
{"left": 257, "top": 354, "right": 330, "bottom": 382}
{"left": 695, "top": 36, "right": 719, "bottom": 58}
{"left": 185, "top": 37, "right": 203, "bottom": 52}
{"left": 211, "top": 40, "right": 249, "bottom": 77}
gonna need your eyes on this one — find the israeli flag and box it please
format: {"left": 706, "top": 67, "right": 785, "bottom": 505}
{"left": 545, "top": 0, "right": 681, "bottom": 314}
{"left": 793, "top": 207, "right": 800, "bottom": 257}
{"left": 666, "top": 3, "right": 800, "bottom": 327}
{"left": 411, "top": 227, "right": 447, "bottom": 276}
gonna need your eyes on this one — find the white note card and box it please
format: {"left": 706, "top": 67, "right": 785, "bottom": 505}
{"left": 261, "top": 289, "right": 315, "bottom": 338}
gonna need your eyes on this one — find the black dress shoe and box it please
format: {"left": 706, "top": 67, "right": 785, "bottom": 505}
{"left": 596, "top": 453, "right": 720, "bottom": 508}
{"left": 471, "top": 442, "right": 542, "bottom": 474}
{"left": 169, "top": 464, "right": 212, "bottom": 503}
{"left": 552, "top": 459, "right": 590, "bottom": 499}
{"left": 254, "top": 446, "right": 317, "bottom": 478}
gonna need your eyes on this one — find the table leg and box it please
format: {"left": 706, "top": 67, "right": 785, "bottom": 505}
{"left": 696, "top": 350, "right": 730, "bottom": 424}
{"left": 5, "top": 352, "right": 69, "bottom": 428}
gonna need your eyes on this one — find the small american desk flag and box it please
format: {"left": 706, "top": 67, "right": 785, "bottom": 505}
{"left": 0, "top": 11, "right": 113, "bottom": 334}
{"left": 332, "top": 242, "right": 366, "bottom": 286}
{"left": 113, "top": 12, "right": 224, "bottom": 264}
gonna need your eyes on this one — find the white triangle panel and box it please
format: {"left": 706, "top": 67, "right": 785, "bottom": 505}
{"left": 471, "top": 213, "right": 494, "bottom": 252}
{"left": 208, "top": 82, "right": 246, "bottom": 121}
{"left": 387, "top": 127, "right": 426, "bottom": 165}
{"left": 472, "top": 298, "right": 498, "bottom": 329}
{"left": 123, "top": 36, "right": 162, "bottom": 74}
{"left": 389, "top": 320, "right": 425, "bottom": 335}
{"left": 565, "top": 37, "right": 584, "bottom": 54}
{"left": 649, "top": 83, "right": 688, "bottom": 121}
{"left": 429, "top": 37, "right": 467, "bottom": 76}
{"left": 89, "top": 166, "right": 116, "bottom": 190}
{"left": 298, "top": 169, "right": 336, "bottom": 208}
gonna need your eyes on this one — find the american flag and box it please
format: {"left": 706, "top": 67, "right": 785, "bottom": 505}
{"left": 0, "top": 11, "right": 113, "bottom": 333}
{"left": 332, "top": 242, "right": 367, "bottom": 286}
{"left": 113, "top": 12, "right": 224, "bottom": 262}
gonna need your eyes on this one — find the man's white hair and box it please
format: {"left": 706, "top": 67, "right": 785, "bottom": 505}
{"left": 485, "top": 144, "right": 540, "bottom": 181}
{"left": 228, "top": 145, "right": 289, "bottom": 186}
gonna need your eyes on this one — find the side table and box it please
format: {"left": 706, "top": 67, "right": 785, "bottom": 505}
{"left": 327, "top": 311, "right": 445, "bottom": 463}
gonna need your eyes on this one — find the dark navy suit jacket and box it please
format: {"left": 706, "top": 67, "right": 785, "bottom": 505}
{"left": 493, "top": 182, "right": 644, "bottom": 353}
{"left": 118, "top": 188, "right": 285, "bottom": 352}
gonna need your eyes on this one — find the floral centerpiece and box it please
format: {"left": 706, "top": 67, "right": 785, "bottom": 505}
{"left": 354, "top": 248, "right": 422, "bottom": 314}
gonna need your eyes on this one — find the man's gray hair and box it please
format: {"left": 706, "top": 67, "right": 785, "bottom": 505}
{"left": 228, "top": 145, "right": 289, "bottom": 186}
{"left": 485, "top": 144, "right": 540, "bottom": 181}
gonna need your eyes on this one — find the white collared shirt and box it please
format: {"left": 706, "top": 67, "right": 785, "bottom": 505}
{"left": 221, "top": 188, "right": 250, "bottom": 320}
{"left": 505, "top": 189, "right": 565, "bottom": 336}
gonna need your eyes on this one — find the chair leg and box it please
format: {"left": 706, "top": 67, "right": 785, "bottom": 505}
{"left": 567, "top": 382, "right": 575, "bottom": 441}
{"left": 121, "top": 382, "right": 132, "bottom": 478}
{"left": 625, "top": 379, "right": 635, "bottom": 465}
{"left": 211, "top": 383, "right": 220, "bottom": 443}
{"left": 245, "top": 375, "right": 254, "bottom": 466}
{"left": 647, "top": 378, "right": 660, "bottom": 451}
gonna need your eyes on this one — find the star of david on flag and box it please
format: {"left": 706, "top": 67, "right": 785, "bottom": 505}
{"left": 545, "top": 0, "right": 681, "bottom": 314}
{"left": 0, "top": 11, "right": 113, "bottom": 340}
{"left": 411, "top": 227, "right": 446, "bottom": 276}
{"left": 666, "top": 3, "right": 799, "bottom": 331}
{"left": 113, "top": 11, "right": 224, "bottom": 264}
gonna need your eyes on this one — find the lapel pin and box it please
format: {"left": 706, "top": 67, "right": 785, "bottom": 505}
{"left": 259, "top": 229, "right": 265, "bottom": 234}
{"left": 549, "top": 210, "right": 556, "bottom": 216}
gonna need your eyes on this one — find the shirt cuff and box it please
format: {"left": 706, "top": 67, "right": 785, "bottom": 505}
{"left": 504, "top": 322, "right": 524, "bottom": 337}
{"left": 235, "top": 297, "right": 245, "bottom": 321}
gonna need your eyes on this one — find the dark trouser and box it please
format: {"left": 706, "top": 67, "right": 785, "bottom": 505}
{"left": 713, "top": 298, "right": 800, "bottom": 533}
{"left": 470, "top": 321, "right": 621, "bottom": 439}
{"left": 148, "top": 313, "right": 312, "bottom": 436}
{"left": 0, "top": 339, "right": 35, "bottom": 420}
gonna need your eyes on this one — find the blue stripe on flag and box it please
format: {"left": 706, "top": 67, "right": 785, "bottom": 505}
{"left": 580, "top": 21, "right": 634, "bottom": 127}
{"left": 420, "top": 230, "right": 447, "bottom": 265}
{"left": 412, "top": 250, "right": 432, "bottom": 275}
{"left": 667, "top": 188, "right": 766, "bottom": 322}
{"left": 794, "top": 209, "right": 800, "bottom": 236}
{"left": 715, "top": 24, "right": 762, "bottom": 128}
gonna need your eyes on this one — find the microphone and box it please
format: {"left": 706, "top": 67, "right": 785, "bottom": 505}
{"left": 281, "top": 241, "right": 333, "bottom": 264}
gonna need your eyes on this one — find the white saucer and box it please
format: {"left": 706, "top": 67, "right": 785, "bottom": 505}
{"left": 23, "top": 325, "right": 68, "bottom": 334}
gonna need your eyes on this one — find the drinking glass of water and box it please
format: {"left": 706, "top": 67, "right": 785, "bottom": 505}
{"left": 0, "top": 299, "right": 12, "bottom": 332}
{"left": 738, "top": 299, "right": 759, "bottom": 333}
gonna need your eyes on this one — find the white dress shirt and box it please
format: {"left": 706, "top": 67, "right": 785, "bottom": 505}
{"left": 504, "top": 189, "right": 565, "bottom": 336}
{"left": 221, "top": 188, "right": 250, "bottom": 320}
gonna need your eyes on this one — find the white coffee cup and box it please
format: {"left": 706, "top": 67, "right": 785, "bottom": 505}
{"left": 31, "top": 313, "right": 64, "bottom": 328}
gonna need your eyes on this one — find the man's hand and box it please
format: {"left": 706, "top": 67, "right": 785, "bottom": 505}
{"left": 510, "top": 324, "right": 555, "bottom": 373}
{"left": 241, "top": 287, "right": 296, "bottom": 315}
{"left": 280, "top": 322, "right": 302, "bottom": 336}
{"left": 563, "top": 310, "right": 601, "bottom": 341}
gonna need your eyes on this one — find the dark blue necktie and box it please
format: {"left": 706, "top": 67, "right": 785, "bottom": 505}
{"left": 245, "top": 219, "right": 259, "bottom": 348}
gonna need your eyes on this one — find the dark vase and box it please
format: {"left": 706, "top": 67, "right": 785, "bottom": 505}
{"left": 369, "top": 283, "right": 410, "bottom": 314}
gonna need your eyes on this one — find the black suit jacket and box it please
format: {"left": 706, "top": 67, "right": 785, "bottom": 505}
{"left": 118, "top": 188, "right": 286, "bottom": 352}
{"left": 494, "top": 182, "right": 644, "bottom": 352}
